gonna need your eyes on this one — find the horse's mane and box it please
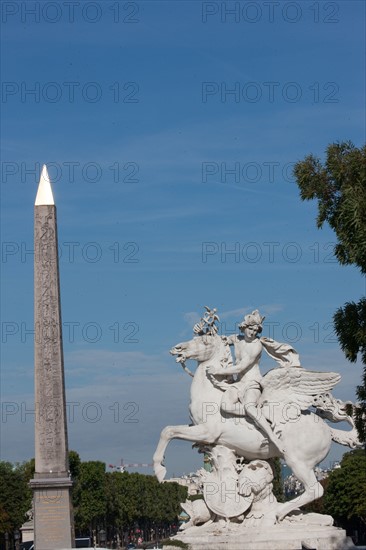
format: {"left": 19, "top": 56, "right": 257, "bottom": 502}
{"left": 221, "top": 336, "right": 234, "bottom": 367}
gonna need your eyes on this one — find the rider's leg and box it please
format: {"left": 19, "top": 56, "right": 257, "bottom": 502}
{"left": 242, "top": 388, "right": 285, "bottom": 454}
{"left": 220, "top": 387, "right": 243, "bottom": 416}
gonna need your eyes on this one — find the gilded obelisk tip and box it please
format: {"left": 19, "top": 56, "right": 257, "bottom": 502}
{"left": 35, "top": 164, "right": 55, "bottom": 206}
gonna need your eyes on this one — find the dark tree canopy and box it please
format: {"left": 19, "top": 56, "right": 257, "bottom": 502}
{"left": 323, "top": 450, "right": 366, "bottom": 524}
{"left": 294, "top": 141, "right": 366, "bottom": 273}
{"left": 105, "top": 470, "right": 187, "bottom": 529}
{"left": 294, "top": 141, "right": 366, "bottom": 441}
{"left": 334, "top": 298, "right": 366, "bottom": 440}
{"left": 73, "top": 461, "right": 107, "bottom": 531}
{"left": 68, "top": 449, "right": 81, "bottom": 481}
{"left": 0, "top": 453, "right": 188, "bottom": 544}
{"left": 0, "top": 461, "right": 32, "bottom": 536}
{"left": 269, "top": 458, "right": 284, "bottom": 503}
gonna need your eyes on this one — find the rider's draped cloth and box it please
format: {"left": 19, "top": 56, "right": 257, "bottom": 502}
{"left": 260, "top": 337, "right": 301, "bottom": 368}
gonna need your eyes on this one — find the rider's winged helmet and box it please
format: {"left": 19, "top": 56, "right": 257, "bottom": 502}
{"left": 238, "top": 309, "right": 265, "bottom": 333}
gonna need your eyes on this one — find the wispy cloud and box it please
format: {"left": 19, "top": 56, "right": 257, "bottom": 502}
{"left": 66, "top": 349, "right": 168, "bottom": 372}
{"left": 220, "top": 304, "right": 283, "bottom": 320}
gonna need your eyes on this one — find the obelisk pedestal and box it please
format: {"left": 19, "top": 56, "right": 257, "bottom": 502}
{"left": 30, "top": 166, "right": 74, "bottom": 549}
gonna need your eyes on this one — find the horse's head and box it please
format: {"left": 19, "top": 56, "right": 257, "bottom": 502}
{"left": 170, "top": 333, "right": 222, "bottom": 364}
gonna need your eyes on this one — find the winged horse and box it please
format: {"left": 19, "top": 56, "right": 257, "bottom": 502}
{"left": 153, "top": 329, "right": 360, "bottom": 520}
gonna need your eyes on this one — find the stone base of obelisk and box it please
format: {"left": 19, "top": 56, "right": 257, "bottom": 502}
{"left": 30, "top": 476, "right": 74, "bottom": 550}
{"left": 169, "top": 524, "right": 356, "bottom": 550}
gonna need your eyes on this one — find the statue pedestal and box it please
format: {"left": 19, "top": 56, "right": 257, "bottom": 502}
{"left": 30, "top": 477, "right": 74, "bottom": 550}
{"left": 171, "top": 524, "right": 356, "bottom": 550}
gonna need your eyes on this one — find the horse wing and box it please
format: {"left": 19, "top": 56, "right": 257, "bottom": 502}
{"left": 260, "top": 367, "right": 341, "bottom": 410}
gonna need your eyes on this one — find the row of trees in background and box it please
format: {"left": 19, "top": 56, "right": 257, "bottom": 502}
{"left": 0, "top": 452, "right": 187, "bottom": 546}
{"left": 0, "top": 460, "right": 33, "bottom": 536}
{"left": 1, "top": 450, "right": 365, "bottom": 543}
{"left": 70, "top": 452, "right": 187, "bottom": 541}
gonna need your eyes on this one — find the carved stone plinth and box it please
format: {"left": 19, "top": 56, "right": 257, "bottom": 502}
{"left": 171, "top": 524, "right": 355, "bottom": 550}
{"left": 30, "top": 477, "right": 73, "bottom": 550}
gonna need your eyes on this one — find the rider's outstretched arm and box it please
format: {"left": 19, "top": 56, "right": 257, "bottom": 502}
{"left": 219, "top": 359, "right": 252, "bottom": 375}
{"left": 210, "top": 353, "right": 254, "bottom": 376}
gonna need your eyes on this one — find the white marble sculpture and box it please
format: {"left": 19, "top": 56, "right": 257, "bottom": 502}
{"left": 154, "top": 307, "right": 360, "bottom": 549}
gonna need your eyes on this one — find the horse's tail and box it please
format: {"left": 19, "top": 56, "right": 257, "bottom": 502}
{"left": 329, "top": 426, "right": 361, "bottom": 448}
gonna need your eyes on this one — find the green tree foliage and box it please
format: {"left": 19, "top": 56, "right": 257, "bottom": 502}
{"left": 294, "top": 141, "right": 366, "bottom": 440}
{"left": 323, "top": 450, "right": 366, "bottom": 524}
{"left": 69, "top": 450, "right": 82, "bottom": 516}
{"left": 334, "top": 299, "right": 366, "bottom": 440}
{"left": 16, "top": 458, "right": 35, "bottom": 483}
{"left": 157, "top": 478, "right": 188, "bottom": 523}
{"left": 69, "top": 450, "right": 81, "bottom": 481}
{"left": 73, "top": 461, "right": 107, "bottom": 531}
{"left": 294, "top": 142, "right": 366, "bottom": 271}
{"left": 0, "top": 455, "right": 187, "bottom": 541}
{"left": 269, "top": 458, "right": 284, "bottom": 502}
{"left": 105, "top": 471, "right": 187, "bottom": 534}
{"left": 0, "top": 462, "right": 32, "bottom": 535}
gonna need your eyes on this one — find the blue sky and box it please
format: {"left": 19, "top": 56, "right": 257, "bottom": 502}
{"left": 1, "top": 0, "right": 365, "bottom": 476}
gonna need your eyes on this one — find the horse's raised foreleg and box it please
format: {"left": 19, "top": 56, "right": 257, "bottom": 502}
{"left": 153, "top": 424, "right": 214, "bottom": 482}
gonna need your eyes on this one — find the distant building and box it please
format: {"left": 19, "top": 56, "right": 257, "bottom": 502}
{"left": 166, "top": 472, "right": 203, "bottom": 495}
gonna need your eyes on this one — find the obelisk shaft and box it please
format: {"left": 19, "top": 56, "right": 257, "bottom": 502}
{"left": 31, "top": 165, "right": 74, "bottom": 550}
{"left": 34, "top": 204, "right": 68, "bottom": 475}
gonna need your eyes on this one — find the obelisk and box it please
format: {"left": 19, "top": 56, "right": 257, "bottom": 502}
{"left": 30, "top": 165, "right": 74, "bottom": 549}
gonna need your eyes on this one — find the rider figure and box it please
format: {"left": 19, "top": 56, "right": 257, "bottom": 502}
{"left": 208, "top": 310, "right": 285, "bottom": 454}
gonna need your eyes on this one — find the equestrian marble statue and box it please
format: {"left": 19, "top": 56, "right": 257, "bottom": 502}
{"left": 153, "top": 307, "right": 361, "bottom": 550}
